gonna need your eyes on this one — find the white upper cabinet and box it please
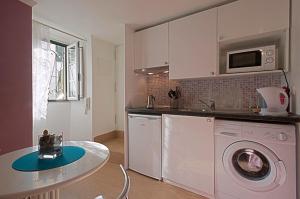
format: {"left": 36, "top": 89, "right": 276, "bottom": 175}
{"left": 218, "top": 0, "right": 290, "bottom": 41}
{"left": 134, "top": 23, "right": 169, "bottom": 69}
{"left": 169, "top": 8, "right": 217, "bottom": 79}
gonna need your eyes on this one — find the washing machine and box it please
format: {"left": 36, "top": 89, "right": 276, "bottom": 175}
{"left": 215, "top": 120, "right": 296, "bottom": 199}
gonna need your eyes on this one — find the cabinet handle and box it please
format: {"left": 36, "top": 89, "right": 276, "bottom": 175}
{"left": 210, "top": 72, "right": 215, "bottom": 76}
{"left": 164, "top": 61, "right": 168, "bottom": 65}
{"left": 207, "top": 118, "right": 212, "bottom": 122}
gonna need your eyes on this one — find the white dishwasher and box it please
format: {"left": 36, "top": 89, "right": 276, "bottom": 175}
{"left": 128, "top": 114, "right": 162, "bottom": 180}
{"left": 162, "top": 114, "right": 214, "bottom": 197}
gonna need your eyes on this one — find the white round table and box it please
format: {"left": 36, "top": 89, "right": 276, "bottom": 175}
{"left": 0, "top": 141, "right": 110, "bottom": 199}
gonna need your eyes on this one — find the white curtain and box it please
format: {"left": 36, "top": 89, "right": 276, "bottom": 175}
{"left": 32, "top": 22, "right": 55, "bottom": 120}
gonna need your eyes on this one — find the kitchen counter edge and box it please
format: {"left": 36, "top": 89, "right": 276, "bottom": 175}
{"left": 126, "top": 108, "right": 300, "bottom": 124}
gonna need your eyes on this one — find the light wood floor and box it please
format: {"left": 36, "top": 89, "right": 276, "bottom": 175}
{"left": 60, "top": 136, "right": 207, "bottom": 199}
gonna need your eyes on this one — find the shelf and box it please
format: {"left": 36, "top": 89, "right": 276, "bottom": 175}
{"left": 218, "top": 29, "right": 287, "bottom": 47}
{"left": 165, "top": 70, "right": 284, "bottom": 81}
{"left": 216, "top": 70, "right": 283, "bottom": 78}
{"left": 218, "top": 29, "right": 290, "bottom": 74}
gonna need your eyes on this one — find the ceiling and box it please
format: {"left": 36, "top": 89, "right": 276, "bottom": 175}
{"left": 33, "top": 0, "right": 234, "bottom": 45}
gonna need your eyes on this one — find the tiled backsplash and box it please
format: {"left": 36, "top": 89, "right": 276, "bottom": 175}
{"left": 146, "top": 73, "right": 283, "bottom": 111}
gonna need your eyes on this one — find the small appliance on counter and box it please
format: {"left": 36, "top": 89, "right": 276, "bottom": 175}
{"left": 168, "top": 87, "right": 181, "bottom": 109}
{"left": 257, "top": 87, "right": 289, "bottom": 116}
{"left": 146, "top": 95, "right": 155, "bottom": 109}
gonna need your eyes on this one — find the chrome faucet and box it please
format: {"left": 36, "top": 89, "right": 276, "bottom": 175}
{"left": 210, "top": 100, "right": 215, "bottom": 111}
{"left": 199, "top": 99, "right": 215, "bottom": 111}
{"left": 147, "top": 95, "right": 156, "bottom": 109}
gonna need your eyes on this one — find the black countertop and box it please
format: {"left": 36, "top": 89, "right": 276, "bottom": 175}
{"left": 126, "top": 107, "right": 300, "bottom": 124}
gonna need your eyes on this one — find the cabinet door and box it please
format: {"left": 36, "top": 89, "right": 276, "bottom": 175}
{"left": 128, "top": 115, "right": 162, "bottom": 179}
{"left": 218, "top": 0, "right": 290, "bottom": 41}
{"left": 134, "top": 23, "right": 168, "bottom": 69}
{"left": 162, "top": 115, "right": 214, "bottom": 196}
{"left": 169, "top": 8, "right": 217, "bottom": 79}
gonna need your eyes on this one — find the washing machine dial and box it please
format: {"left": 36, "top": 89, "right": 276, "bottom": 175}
{"left": 266, "top": 57, "right": 274, "bottom": 64}
{"left": 278, "top": 132, "right": 288, "bottom": 141}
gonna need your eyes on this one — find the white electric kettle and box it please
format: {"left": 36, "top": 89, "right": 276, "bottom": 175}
{"left": 256, "top": 87, "right": 289, "bottom": 116}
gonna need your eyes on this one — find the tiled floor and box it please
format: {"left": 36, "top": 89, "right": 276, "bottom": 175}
{"left": 60, "top": 136, "right": 207, "bottom": 199}
{"left": 102, "top": 136, "right": 124, "bottom": 164}
{"left": 102, "top": 137, "right": 124, "bottom": 154}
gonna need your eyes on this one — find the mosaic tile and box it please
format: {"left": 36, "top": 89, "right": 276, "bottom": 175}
{"left": 146, "top": 73, "right": 282, "bottom": 111}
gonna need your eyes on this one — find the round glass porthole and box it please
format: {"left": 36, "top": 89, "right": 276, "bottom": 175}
{"left": 223, "top": 141, "right": 286, "bottom": 192}
{"left": 232, "top": 148, "right": 271, "bottom": 181}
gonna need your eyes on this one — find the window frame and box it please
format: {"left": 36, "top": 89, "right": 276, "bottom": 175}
{"left": 48, "top": 40, "right": 68, "bottom": 102}
{"left": 66, "top": 42, "right": 80, "bottom": 101}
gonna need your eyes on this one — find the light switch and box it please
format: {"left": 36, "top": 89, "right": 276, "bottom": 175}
{"left": 292, "top": 86, "right": 296, "bottom": 95}
{"left": 85, "top": 97, "right": 91, "bottom": 114}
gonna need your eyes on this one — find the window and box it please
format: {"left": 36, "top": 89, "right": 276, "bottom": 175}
{"left": 49, "top": 41, "right": 66, "bottom": 101}
{"left": 48, "top": 41, "right": 81, "bottom": 101}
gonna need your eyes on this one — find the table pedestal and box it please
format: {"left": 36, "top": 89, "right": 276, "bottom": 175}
{"left": 24, "top": 189, "right": 59, "bottom": 199}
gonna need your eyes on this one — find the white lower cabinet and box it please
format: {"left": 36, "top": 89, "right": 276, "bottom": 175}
{"left": 128, "top": 114, "right": 162, "bottom": 180}
{"left": 162, "top": 114, "right": 215, "bottom": 197}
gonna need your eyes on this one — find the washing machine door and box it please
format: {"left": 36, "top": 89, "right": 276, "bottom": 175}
{"left": 223, "top": 141, "right": 286, "bottom": 192}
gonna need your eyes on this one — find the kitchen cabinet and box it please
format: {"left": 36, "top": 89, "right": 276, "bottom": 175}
{"left": 218, "top": 0, "right": 290, "bottom": 41}
{"left": 162, "top": 114, "right": 214, "bottom": 197}
{"left": 169, "top": 8, "right": 217, "bottom": 79}
{"left": 134, "top": 23, "right": 169, "bottom": 69}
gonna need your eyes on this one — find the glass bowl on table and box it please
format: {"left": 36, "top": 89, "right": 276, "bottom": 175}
{"left": 38, "top": 130, "right": 63, "bottom": 159}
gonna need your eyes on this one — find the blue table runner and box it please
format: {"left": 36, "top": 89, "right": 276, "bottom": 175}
{"left": 12, "top": 146, "right": 85, "bottom": 172}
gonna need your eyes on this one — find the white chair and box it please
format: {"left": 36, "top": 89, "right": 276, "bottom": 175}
{"left": 95, "top": 164, "right": 130, "bottom": 199}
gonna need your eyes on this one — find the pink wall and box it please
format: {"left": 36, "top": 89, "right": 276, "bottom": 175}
{"left": 0, "top": 0, "right": 32, "bottom": 155}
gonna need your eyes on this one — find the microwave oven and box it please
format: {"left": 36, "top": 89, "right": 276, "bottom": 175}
{"left": 226, "top": 45, "right": 276, "bottom": 73}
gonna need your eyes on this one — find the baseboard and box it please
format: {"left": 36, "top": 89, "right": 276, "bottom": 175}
{"left": 94, "top": 130, "right": 124, "bottom": 143}
{"left": 162, "top": 178, "right": 215, "bottom": 199}
{"left": 115, "top": 130, "right": 124, "bottom": 138}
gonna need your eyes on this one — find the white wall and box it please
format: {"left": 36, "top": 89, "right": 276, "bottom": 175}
{"left": 33, "top": 102, "right": 71, "bottom": 144}
{"left": 290, "top": 0, "right": 300, "bottom": 198}
{"left": 92, "top": 36, "right": 116, "bottom": 137}
{"left": 124, "top": 26, "right": 147, "bottom": 108}
{"left": 115, "top": 45, "right": 125, "bottom": 131}
{"left": 33, "top": 23, "right": 119, "bottom": 141}
{"left": 291, "top": 0, "right": 300, "bottom": 111}
{"left": 124, "top": 25, "right": 148, "bottom": 168}
{"left": 33, "top": 29, "right": 93, "bottom": 144}
{"left": 69, "top": 36, "right": 93, "bottom": 141}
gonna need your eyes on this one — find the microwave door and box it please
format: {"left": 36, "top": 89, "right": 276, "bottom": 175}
{"left": 227, "top": 50, "right": 262, "bottom": 73}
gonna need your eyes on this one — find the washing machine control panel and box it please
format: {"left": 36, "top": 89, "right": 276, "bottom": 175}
{"left": 278, "top": 132, "right": 288, "bottom": 141}
{"left": 242, "top": 126, "right": 294, "bottom": 143}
